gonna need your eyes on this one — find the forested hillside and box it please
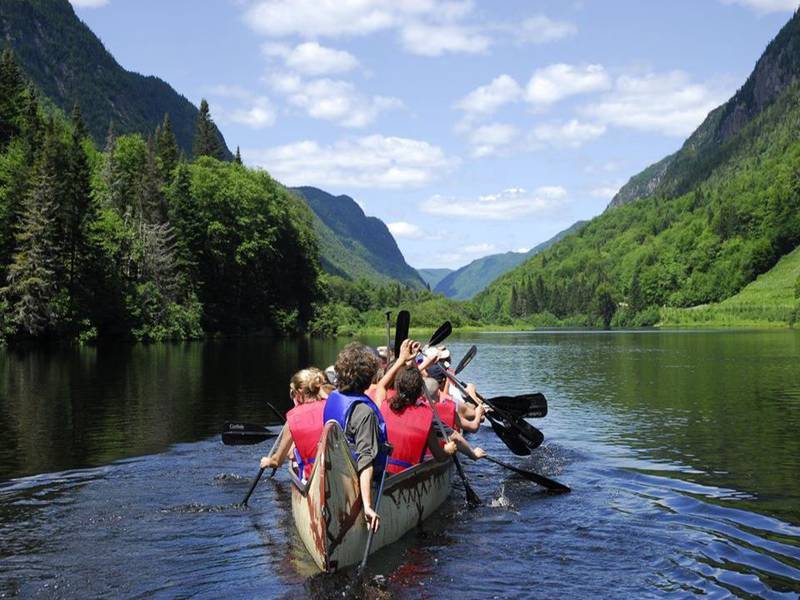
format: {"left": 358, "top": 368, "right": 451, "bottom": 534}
{"left": 476, "top": 11, "right": 800, "bottom": 328}
{"left": 292, "top": 187, "right": 425, "bottom": 288}
{"left": 434, "top": 220, "right": 586, "bottom": 300}
{"left": 0, "top": 48, "right": 319, "bottom": 340}
{"left": 0, "top": 0, "right": 231, "bottom": 159}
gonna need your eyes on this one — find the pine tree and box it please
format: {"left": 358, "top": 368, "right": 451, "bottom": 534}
{"left": 234, "top": 146, "right": 242, "bottom": 165}
{"left": 0, "top": 48, "right": 26, "bottom": 147}
{"left": 156, "top": 113, "right": 179, "bottom": 177}
{"left": 192, "top": 99, "right": 223, "bottom": 160}
{"left": 64, "top": 105, "right": 93, "bottom": 306}
{"left": 166, "top": 163, "right": 200, "bottom": 279}
{"left": 141, "top": 134, "right": 166, "bottom": 224}
{"left": 510, "top": 284, "right": 520, "bottom": 318}
{"left": 2, "top": 127, "right": 65, "bottom": 336}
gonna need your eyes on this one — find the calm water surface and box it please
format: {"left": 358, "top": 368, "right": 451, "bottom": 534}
{"left": 1, "top": 331, "right": 799, "bottom": 598}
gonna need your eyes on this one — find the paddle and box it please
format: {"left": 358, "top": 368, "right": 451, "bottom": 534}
{"left": 240, "top": 403, "right": 288, "bottom": 506}
{"left": 222, "top": 422, "right": 278, "bottom": 446}
{"left": 454, "top": 344, "right": 477, "bottom": 375}
{"left": 426, "top": 320, "right": 452, "bottom": 348}
{"left": 481, "top": 393, "right": 548, "bottom": 419}
{"left": 394, "top": 310, "right": 410, "bottom": 360}
{"left": 484, "top": 455, "right": 570, "bottom": 493}
{"left": 445, "top": 374, "right": 544, "bottom": 452}
{"left": 385, "top": 311, "right": 392, "bottom": 351}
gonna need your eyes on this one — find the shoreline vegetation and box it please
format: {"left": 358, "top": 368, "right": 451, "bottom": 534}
{"left": 1, "top": 47, "right": 799, "bottom": 349}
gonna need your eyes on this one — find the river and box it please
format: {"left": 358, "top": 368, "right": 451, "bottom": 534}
{"left": 1, "top": 331, "right": 799, "bottom": 598}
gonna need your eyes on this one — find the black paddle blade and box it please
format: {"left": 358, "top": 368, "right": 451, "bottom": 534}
{"left": 485, "top": 455, "right": 570, "bottom": 494}
{"left": 428, "top": 321, "right": 452, "bottom": 347}
{"left": 394, "top": 310, "right": 410, "bottom": 358}
{"left": 487, "top": 393, "right": 548, "bottom": 419}
{"left": 454, "top": 345, "right": 477, "bottom": 375}
{"left": 508, "top": 417, "right": 545, "bottom": 450}
{"left": 221, "top": 422, "right": 276, "bottom": 446}
{"left": 488, "top": 414, "right": 531, "bottom": 456}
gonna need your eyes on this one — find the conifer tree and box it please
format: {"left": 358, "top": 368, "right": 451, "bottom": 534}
{"left": 0, "top": 48, "right": 26, "bottom": 147}
{"left": 192, "top": 99, "right": 223, "bottom": 160}
{"left": 141, "top": 134, "right": 166, "bottom": 224}
{"left": 156, "top": 113, "right": 179, "bottom": 177}
{"left": 234, "top": 146, "right": 242, "bottom": 165}
{"left": 2, "top": 125, "right": 65, "bottom": 336}
{"left": 64, "top": 105, "right": 93, "bottom": 305}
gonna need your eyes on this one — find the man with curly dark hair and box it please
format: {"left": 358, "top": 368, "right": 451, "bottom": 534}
{"left": 323, "top": 342, "right": 390, "bottom": 533}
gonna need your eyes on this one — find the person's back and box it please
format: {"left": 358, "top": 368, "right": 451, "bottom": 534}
{"left": 380, "top": 367, "right": 433, "bottom": 474}
{"left": 286, "top": 400, "right": 326, "bottom": 479}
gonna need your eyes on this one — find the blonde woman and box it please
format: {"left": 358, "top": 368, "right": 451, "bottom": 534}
{"left": 260, "top": 367, "right": 327, "bottom": 480}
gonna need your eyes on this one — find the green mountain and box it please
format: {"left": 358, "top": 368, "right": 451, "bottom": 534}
{"left": 417, "top": 268, "right": 453, "bottom": 289}
{"left": 661, "top": 245, "right": 800, "bottom": 328}
{"left": 0, "top": 0, "right": 231, "bottom": 158}
{"left": 435, "top": 221, "right": 586, "bottom": 300}
{"left": 291, "top": 187, "right": 425, "bottom": 288}
{"left": 609, "top": 9, "right": 800, "bottom": 209}
{"left": 476, "top": 11, "right": 800, "bottom": 327}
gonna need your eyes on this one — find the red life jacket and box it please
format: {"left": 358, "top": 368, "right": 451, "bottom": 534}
{"left": 437, "top": 393, "right": 459, "bottom": 432}
{"left": 286, "top": 400, "right": 326, "bottom": 479}
{"left": 380, "top": 401, "right": 433, "bottom": 474}
{"left": 366, "top": 385, "right": 397, "bottom": 404}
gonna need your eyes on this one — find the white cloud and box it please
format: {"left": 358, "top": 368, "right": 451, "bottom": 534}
{"left": 526, "top": 64, "right": 611, "bottom": 107}
{"left": 515, "top": 247, "right": 530, "bottom": 253}
{"left": 468, "top": 122, "right": 518, "bottom": 157}
{"left": 400, "top": 22, "right": 490, "bottom": 56}
{"left": 388, "top": 221, "right": 425, "bottom": 239}
{"left": 456, "top": 75, "right": 523, "bottom": 115}
{"left": 515, "top": 16, "right": 577, "bottom": 44}
{"left": 269, "top": 75, "right": 403, "bottom": 127}
{"left": 720, "top": 0, "right": 798, "bottom": 13}
{"left": 531, "top": 119, "right": 606, "bottom": 148}
{"left": 246, "top": 135, "right": 458, "bottom": 189}
{"left": 208, "top": 87, "right": 277, "bottom": 129}
{"left": 421, "top": 186, "right": 568, "bottom": 220}
{"left": 581, "top": 70, "right": 729, "bottom": 136}
{"left": 263, "top": 42, "right": 359, "bottom": 76}
{"left": 69, "top": 0, "right": 109, "bottom": 7}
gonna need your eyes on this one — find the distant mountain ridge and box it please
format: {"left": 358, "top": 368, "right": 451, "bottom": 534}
{"left": 609, "top": 8, "right": 800, "bottom": 209}
{"left": 433, "top": 221, "right": 587, "bottom": 300}
{"left": 0, "top": 0, "right": 231, "bottom": 158}
{"left": 417, "top": 268, "right": 452, "bottom": 289}
{"left": 291, "top": 187, "right": 425, "bottom": 288}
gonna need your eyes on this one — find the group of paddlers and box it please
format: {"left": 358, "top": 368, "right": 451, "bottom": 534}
{"left": 259, "top": 339, "right": 488, "bottom": 533}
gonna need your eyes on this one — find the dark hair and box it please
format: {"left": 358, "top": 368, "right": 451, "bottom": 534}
{"left": 391, "top": 367, "right": 423, "bottom": 412}
{"left": 335, "top": 342, "right": 379, "bottom": 394}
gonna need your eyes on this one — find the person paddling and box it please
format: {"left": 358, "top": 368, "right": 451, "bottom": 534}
{"left": 427, "top": 363, "right": 485, "bottom": 434}
{"left": 258, "top": 368, "right": 327, "bottom": 480}
{"left": 323, "top": 342, "right": 391, "bottom": 534}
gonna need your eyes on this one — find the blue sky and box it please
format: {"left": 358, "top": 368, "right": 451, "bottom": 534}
{"left": 71, "top": 0, "right": 797, "bottom": 269}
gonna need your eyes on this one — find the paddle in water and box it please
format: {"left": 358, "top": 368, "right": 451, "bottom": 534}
{"left": 356, "top": 464, "right": 389, "bottom": 576}
{"left": 484, "top": 455, "right": 570, "bottom": 493}
{"left": 221, "top": 422, "right": 277, "bottom": 445}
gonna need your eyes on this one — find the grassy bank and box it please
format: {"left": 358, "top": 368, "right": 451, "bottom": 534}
{"left": 660, "top": 246, "right": 800, "bottom": 328}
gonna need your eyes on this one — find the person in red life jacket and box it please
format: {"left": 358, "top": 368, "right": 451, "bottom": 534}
{"left": 323, "top": 342, "right": 391, "bottom": 533}
{"left": 258, "top": 368, "right": 327, "bottom": 480}
{"left": 426, "top": 363, "right": 485, "bottom": 433}
{"left": 372, "top": 339, "right": 457, "bottom": 473}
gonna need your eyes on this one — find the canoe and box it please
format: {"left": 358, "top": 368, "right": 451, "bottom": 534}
{"left": 290, "top": 420, "right": 453, "bottom": 572}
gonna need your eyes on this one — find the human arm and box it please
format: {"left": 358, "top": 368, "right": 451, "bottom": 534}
{"left": 456, "top": 399, "right": 485, "bottom": 433}
{"left": 360, "top": 465, "right": 380, "bottom": 532}
{"left": 449, "top": 430, "right": 486, "bottom": 460}
{"left": 425, "top": 427, "right": 457, "bottom": 462}
{"left": 259, "top": 425, "right": 293, "bottom": 469}
{"left": 375, "top": 339, "right": 415, "bottom": 405}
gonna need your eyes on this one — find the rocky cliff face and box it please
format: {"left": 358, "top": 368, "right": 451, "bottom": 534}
{"left": 608, "top": 9, "right": 800, "bottom": 210}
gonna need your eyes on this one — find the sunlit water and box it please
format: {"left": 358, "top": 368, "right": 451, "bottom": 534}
{"left": 1, "top": 331, "right": 799, "bottom": 598}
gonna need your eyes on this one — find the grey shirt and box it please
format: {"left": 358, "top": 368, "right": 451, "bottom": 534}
{"left": 345, "top": 402, "right": 381, "bottom": 473}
